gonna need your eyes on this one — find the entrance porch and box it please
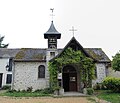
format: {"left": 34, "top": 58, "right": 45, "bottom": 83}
{"left": 61, "top": 65, "right": 82, "bottom": 93}
{"left": 63, "top": 92, "right": 86, "bottom": 97}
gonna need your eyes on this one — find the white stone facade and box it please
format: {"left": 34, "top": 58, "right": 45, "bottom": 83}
{"left": 0, "top": 58, "right": 12, "bottom": 88}
{"left": 93, "top": 63, "right": 107, "bottom": 85}
{"left": 12, "top": 49, "right": 59, "bottom": 91}
{"left": 11, "top": 47, "right": 109, "bottom": 91}
{"left": 12, "top": 62, "right": 49, "bottom": 91}
{"left": 12, "top": 58, "right": 108, "bottom": 91}
{"left": 46, "top": 49, "right": 59, "bottom": 61}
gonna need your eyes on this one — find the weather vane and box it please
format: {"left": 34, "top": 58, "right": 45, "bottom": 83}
{"left": 69, "top": 26, "right": 77, "bottom": 37}
{"left": 50, "top": 8, "right": 55, "bottom": 21}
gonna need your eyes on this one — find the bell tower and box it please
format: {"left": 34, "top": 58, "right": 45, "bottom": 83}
{"left": 44, "top": 8, "right": 61, "bottom": 49}
{"left": 44, "top": 21, "right": 61, "bottom": 49}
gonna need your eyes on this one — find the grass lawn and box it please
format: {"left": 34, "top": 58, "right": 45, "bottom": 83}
{"left": 96, "top": 90, "right": 120, "bottom": 103}
{"left": 0, "top": 90, "right": 52, "bottom": 97}
{"left": 1, "top": 89, "right": 120, "bottom": 103}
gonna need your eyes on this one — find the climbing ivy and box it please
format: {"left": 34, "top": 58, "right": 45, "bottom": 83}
{"left": 49, "top": 48, "right": 95, "bottom": 90}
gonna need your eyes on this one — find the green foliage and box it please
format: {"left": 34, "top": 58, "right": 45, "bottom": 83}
{"left": 86, "top": 88, "right": 94, "bottom": 95}
{"left": 2, "top": 85, "right": 11, "bottom": 90}
{"left": 97, "top": 90, "right": 120, "bottom": 103}
{"left": 49, "top": 48, "right": 95, "bottom": 90}
{"left": 43, "top": 88, "right": 54, "bottom": 94}
{"left": 26, "top": 86, "right": 33, "bottom": 92}
{"left": 93, "top": 83, "right": 107, "bottom": 90}
{"left": 0, "top": 35, "right": 9, "bottom": 48}
{"left": 112, "top": 51, "right": 120, "bottom": 71}
{"left": 103, "top": 77, "right": 120, "bottom": 92}
{"left": 81, "top": 57, "right": 95, "bottom": 88}
{"left": 0, "top": 91, "right": 51, "bottom": 97}
{"left": 0, "top": 88, "right": 53, "bottom": 97}
{"left": 49, "top": 62, "right": 59, "bottom": 90}
{"left": 34, "top": 88, "right": 54, "bottom": 94}
{"left": 56, "top": 48, "right": 84, "bottom": 65}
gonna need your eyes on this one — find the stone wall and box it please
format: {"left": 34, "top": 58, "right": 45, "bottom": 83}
{"left": 13, "top": 62, "right": 49, "bottom": 91}
{"left": 46, "top": 49, "right": 59, "bottom": 61}
{"left": 93, "top": 63, "right": 106, "bottom": 85}
{"left": 45, "top": 49, "right": 59, "bottom": 87}
{"left": 108, "top": 67, "right": 120, "bottom": 78}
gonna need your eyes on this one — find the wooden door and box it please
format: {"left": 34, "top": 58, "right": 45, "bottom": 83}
{"left": 63, "top": 73, "right": 69, "bottom": 92}
{"left": 0, "top": 73, "right": 3, "bottom": 88}
{"left": 69, "top": 73, "right": 77, "bottom": 91}
{"left": 63, "top": 65, "right": 77, "bottom": 92}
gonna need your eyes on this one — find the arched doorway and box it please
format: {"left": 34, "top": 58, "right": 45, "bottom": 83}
{"left": 63, "top": 65, "right": 77, "bottom": 92}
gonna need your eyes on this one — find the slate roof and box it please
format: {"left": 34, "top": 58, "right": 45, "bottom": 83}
{"left": 14, "top": 48, "right": 46, "bottom": 62}
{"left": 0, "top": 48, "right": 46, "bottom": 62}
{"left": 44, "top": 21, "right": 61, "bottom": 39}
{"left": 85, "top": 48, "right": 110, "bottom": 62}
{"left": 0, "top": 48, "right": 20, "bottom": 58}
{"left": 49, "top": 37, "right": 111, "bottom": 63}
{"left": 0, "top": 47, "right": 110, "bottom": 62}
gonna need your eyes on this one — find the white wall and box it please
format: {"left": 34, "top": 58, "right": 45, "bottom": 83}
{"left": 12, "top": 49, "right": 59, "bottom": 91}
{"left": 0, "top": 58, "right": 12, "bottom": 87}
{"left": 46, "top": 49, "right": 59, "bottom": 61}
{"left": 13, "top": 62, "right": 49, "bottom": 91}
{"left": 93, "top": 63, "right": 107, "bottom": 85}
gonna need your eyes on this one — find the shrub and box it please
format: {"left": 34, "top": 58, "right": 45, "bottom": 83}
{"left": 8, "top": 89, "right": 17, "bottom": 93}
{"left": 93, "top": 83, "right": 101, "bottom": 90}
{"left": 2, "top": 85, "right": 11, "bottom": 90}
{"left": 93, "top": 83, "right": 107, "bottom": 90}
{"left": 103, "top": 77, "right": 120, "bottom": 92}
{"left": 43, "top": 88, "right": 54, "bottom": 94}
{"left": 83, "top": 88, "right": 94, "bottom": 95}
{"left": 86, "top": 88, "right": 94, "bottom": 95}
{"left": 26, "top": 86, "right": 33, "bottom": 92}
{"left": 34, "top": 88, "right": 54, "bottom": 94}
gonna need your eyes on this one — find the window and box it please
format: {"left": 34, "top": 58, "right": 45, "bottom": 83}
{"left": 8, "top": 58, "right": 12, "bottom": 71}
{"left": 38, "top": 65, "right": 45, "bottom": 78}
{"left": 50, "top": 52, "right": 55, "bottom": 57}
{"left": 6, "top": 58, "right": 13, "bottom": 71}
{"left": 6, "top": 74, "right": 12, "bottom": 84}
{"left": 49, "top": 38, "right": 56, "bottom": 43}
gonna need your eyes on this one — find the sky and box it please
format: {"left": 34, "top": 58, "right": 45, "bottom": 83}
{"left": 0, "top": 0, "right": 120, "bottom": 59}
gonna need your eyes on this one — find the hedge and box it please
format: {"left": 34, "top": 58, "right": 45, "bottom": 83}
{"left": 103, "top": 77, "right": 120, "bottom": 92}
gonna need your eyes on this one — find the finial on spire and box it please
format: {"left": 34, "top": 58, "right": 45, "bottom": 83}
{"left": 50, "top": 8, "right": 55, "bottom": 21}
{"left": 69, "top": 26, "right": 77, "bottom": 37}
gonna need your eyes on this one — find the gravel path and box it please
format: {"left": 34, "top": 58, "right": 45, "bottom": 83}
{"left": 0, "top": 96, "right": 90, "bottom": 103}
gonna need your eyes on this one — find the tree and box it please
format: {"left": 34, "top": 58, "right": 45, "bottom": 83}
{"left": 112, "top": 51, "right": 120, "bottom": 71}
{"left": 0, "top": 35, "right": 9, "bottom": 48}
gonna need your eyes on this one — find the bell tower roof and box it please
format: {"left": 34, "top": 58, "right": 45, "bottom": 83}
{"left": 44, "top": 21, "right": 61, "bottom": 39}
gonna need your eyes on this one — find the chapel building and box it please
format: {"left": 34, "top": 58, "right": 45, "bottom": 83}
{"left": 0, "top": 20, "right": 111, "bottom": 93}
{"left": 12, "top": 21, "right": 111, "bottom": 92}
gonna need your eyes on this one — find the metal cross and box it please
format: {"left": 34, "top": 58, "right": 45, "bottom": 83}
{"left": 69, "top": 26, "right": 77, "bottom": 37}
{"left": 50, "top": 8, "right": 55, "bottom": 21}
